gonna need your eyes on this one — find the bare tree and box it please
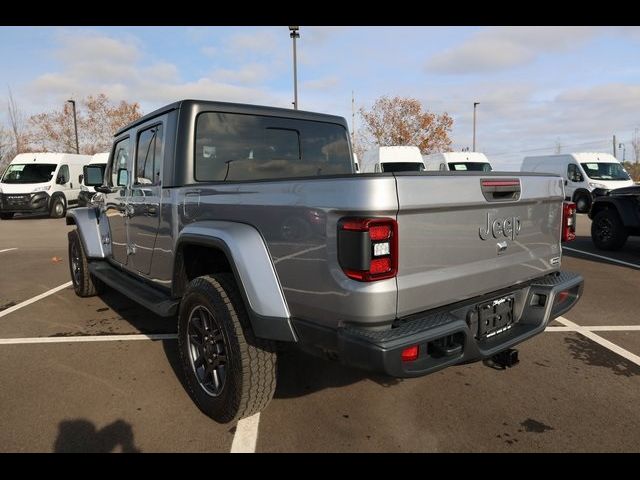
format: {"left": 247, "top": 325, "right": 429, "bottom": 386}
{"left": 7, "top": 88, "right": 29, "bottom": 155}
{"left": 29, "top": 94, "right": 142, "bottom": 155}
{"left": 359, "top": 96, "right": 454, "bottom": 154}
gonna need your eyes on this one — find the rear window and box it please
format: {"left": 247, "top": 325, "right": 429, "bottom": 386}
{"left": 381, "top": 162, "right": 425, "bottom": 172}
{"left": 195, "top": 112, "right": 352, "bottom": 182}
{"left": 448, "top": 162, "right": 492, "bottom": 172}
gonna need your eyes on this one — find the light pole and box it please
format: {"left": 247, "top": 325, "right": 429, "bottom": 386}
{"left": 67, "top": 99, "right": 79, "bottom": 154}
{"left": 472, "top": 102, "right": 479, "bottom": 152}
{"left": 289, "top": 26, "right": 300, "bottom": 110}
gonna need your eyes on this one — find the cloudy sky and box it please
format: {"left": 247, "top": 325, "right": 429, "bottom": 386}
{"left": 1, "top": 26, "right": 640, "bottom": 170}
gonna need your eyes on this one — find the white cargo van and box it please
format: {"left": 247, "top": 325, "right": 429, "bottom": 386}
{"left": 422, "top": 151, "right": 493, "bottom": 172}
{"left": 521, "top": 152, "right": 634, "bottom": 213}
{"left": 0, "top": 152, "right": 93, "bottom": 219}
{"left": 360, "top": 146, "right": 425, "bottom": 173}
{"left": 78, "top": 152, "right": 109, "bottom": 207}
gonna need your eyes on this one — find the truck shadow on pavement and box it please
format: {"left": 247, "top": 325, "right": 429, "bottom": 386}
{"left": 53, "top": 418, "right": 141, "bottom": 453}
{"left": 274, "top": 345, "right": 401, "bottom": 398}
{"left": 95, "top": 289, "right": 400, "bottom": 400}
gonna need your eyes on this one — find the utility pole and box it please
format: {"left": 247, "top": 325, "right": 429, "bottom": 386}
{"left": 472, "top": 102, "right": 479, "bottom": 152}
{"left": 289, "top": 26, "right": 300, "bottom": 110}
{"left": 67, "top": 99, "right": 79, "bottom": 154}
{"left": 613, "top": 134, "right": 617, "bottom": 158}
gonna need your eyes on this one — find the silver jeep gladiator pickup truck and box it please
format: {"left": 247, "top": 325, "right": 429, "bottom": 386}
{"left": 67, "top": 100, "right": 583, "bottom": 423}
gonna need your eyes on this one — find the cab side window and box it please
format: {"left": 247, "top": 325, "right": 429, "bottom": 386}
{"left": 567, "top": 164, "right": 582, "bottom": 182}
{"left": 57, "top": 165, "right": 69, "bottom": 184}
{"left": 110, "top": 138, "right": 131, "bottom": 187}
{"left": 136, "top": 124, "right": 163, "bottom": 186}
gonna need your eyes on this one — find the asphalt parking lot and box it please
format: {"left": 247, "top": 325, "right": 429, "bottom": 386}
{"left": 1, "top": 212, "right": 639, "bottom": 452}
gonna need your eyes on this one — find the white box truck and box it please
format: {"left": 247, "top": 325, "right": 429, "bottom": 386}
{"left": 521, "top": 152, "right": 634, "bottom": 213}
{"left": 423, "top": 151, "right": 493, "bottom": 172}
{"left": 0, "top": 152, "right": 93, "bottom": 219}
{"left": 360, "top": 146, "right": 425, "bottom": 173}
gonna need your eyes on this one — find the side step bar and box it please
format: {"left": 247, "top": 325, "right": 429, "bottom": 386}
{"left": 89, "top": 261, "right": 179, "bottom": 317}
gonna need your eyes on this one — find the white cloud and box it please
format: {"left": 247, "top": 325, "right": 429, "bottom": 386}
{"left": 201, "top": 46, "right": 218, "bottom": 58}
{"left": 27, "top": 32, "right": 286, "bottom": 113}
{"left": 426, "top": 26, "right": 599, "bottom": 74}
{"left": 211, "top": 63, "right": 271, "bottom": 85}
{"left": 227, "top": 30, "right": 279, "bottom": 55}
{"left": 303, "top": 76, "right": 340, "bottom": 90}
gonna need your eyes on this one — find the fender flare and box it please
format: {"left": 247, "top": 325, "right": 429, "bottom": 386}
{"left": 65, "top": 207, "right": 106, "bottom": 259}
{"left": 175, "top": 221, "right": 296, "bottom": 342}
{"left": 591, "top": 197, "right": 639, "bottom": 228}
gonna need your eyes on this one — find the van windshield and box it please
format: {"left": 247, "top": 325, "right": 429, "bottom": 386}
{"left": 1, "top": 163, "right": 57, "bottom": 184}
{"left": 580, "top": 162, "right": 630, "bottom": 181}
{"left": 448, "top": 162, "right": 492, "bottom": 172}
{"left": 381, "top": 162, "right": 425, "bottom": 172}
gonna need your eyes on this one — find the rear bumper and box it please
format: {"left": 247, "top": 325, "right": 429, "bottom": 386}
{"left": 0, "top": 192, "right": 50, "bottom": 213}
{"left": 292, "top": 271, "right": 583, "bottom": 378}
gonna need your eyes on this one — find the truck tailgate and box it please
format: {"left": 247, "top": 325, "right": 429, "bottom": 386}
{"left": 395, "top": 173, "right": 565, "bottom": 318}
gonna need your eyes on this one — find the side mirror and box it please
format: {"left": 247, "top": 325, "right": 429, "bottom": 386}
{"left": 117, "top": 168, "right": 129, "bottom": 187}
{"left": 78, "top": 174, "right": 84, "bottom": 184}
{"left": 83, "top": 165, "right": 105, "bottom": 187}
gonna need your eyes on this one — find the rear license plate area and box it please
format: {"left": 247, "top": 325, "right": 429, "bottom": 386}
{"left": 472, "top": 295, "right": 516, "bottom": 340}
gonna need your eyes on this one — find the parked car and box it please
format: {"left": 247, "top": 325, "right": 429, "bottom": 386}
{"left": 423, "top": 151, "right": 493, "bottom": 172}
{"left": 68, "top": 99, "right": 583, "bottom": 423}
{"left": 78, "top": 152, "right": 109, "bottom": 207}
{"left": 521, "top": 153, "right": 634, "bottom": 213}
{"left": 0, "top": 152, "right": 93, "bottom": 219}
{"left": 590, "top": 185, "right": 640, "bottom": 250}
{"left": 360, "top": 146, "right": 425, "bottom": 173}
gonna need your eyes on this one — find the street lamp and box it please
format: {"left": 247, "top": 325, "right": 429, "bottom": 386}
{"left": 472, "top": 102, "right": 480, "bottom": 152}
{"left": 289, "top": 26, "right": 300, "bottom": 110}
{"left": 67, "top": 99, "right": 79, "bottom": 154}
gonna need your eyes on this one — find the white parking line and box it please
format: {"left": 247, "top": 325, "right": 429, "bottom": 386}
{"left": 563, "top": 246, "right": 640, "bottom": 269}
{"left": 230, "top": 413, "right": 261, "bottom": 453}
{"left": 557, "top": 316, "right": 640, "bottom": 367}
{"left": 546, "top": 325, "right": 640, "bottom": 332}
{"left": 0, "top": 281, "right": 73, "bottom": 318}
{"left": 0, "top": 248, "right": 18, "bottom": 253}
{"left": 0, "top": 333, "right": 177, "bottom": 345}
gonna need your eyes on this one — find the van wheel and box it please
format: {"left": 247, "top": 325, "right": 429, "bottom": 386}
{"left": 68, "top": 229, "right": 104, "bottom": 297}
{"left": 575, "top": 194, "right": 591, "bottom": 214}
{"left": 0, "top": 213, "right": 14, "bottom": 220}
{"left": 591, "top": 209, "right": 628, "bottom": 251}
{"left": 50, "top": 196, "right": 66, "bottom": 218}
{"left": 178, "top": 273, "right": 277, "bottom": 424}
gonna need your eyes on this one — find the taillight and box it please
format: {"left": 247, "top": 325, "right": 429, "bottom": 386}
{"left": 338, "top": 217, "right": 398, "bottom": 282}
{"left": 562, "top": 201, "right": 577, "bottom": 242}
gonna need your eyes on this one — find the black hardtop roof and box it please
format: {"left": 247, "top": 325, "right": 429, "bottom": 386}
{"left": 115, "top": 99, "right": 348, "bottom": 137}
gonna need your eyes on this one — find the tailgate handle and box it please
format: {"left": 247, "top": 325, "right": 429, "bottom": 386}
{"left": 481, "top": 179, "right": 521, "bottom": 202}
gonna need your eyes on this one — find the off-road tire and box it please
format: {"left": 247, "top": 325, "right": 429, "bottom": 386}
{"left": 591, "top": 208, "right": 628, "bottom": 251}
{"left": 68, "top": 229, "right": 104, "bottom": 297}
{"left": 178, "top": 273, "right": 277, "bottom": 424}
